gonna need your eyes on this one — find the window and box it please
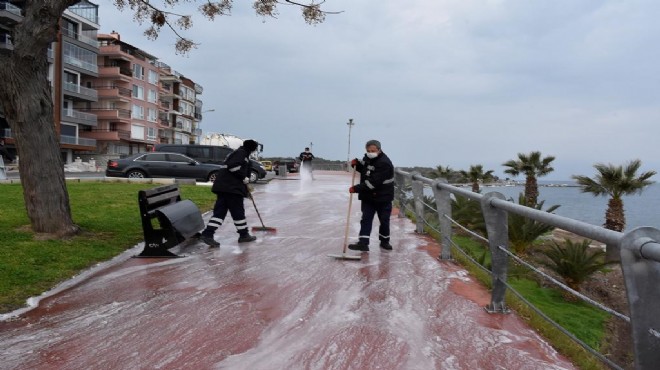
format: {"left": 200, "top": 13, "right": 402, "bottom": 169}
{"left": 139, "top": 153, "right": 167, "bottom": 162}
{"left": 133, "top": 64, "right": 144, "bottom": 79}
{"left": 188, "top": 147, "right": 211, "bottom": 160}
{"left": 167, "top": 154, "right": 191, "bottom": 163}
{"left": 147, "top": 127, "right": 157, "bottom": 141}
{"left": 132, "top": 104, "right": 144, "bottom": 120}
{"left": 131, "top": 124, "right": 145, "bottom": 139}
{"left": 147, "top": 89, "right": 157, "bottom": 103}
{"left": 132, "top": 84, "right": 144, "bottom": 100}
{"left": 148, "top": 70, "right": 159, "bottom": 85}
{"left": 147, "top": 108, "right": 157, "bottom": 122}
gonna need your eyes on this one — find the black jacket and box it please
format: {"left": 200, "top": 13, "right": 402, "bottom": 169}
{"left": 299, "top": 151, "right": 314, "bottom": 162}
{"left": 353, "top": 152, "right": 394, "bottom": 203}
{"left": 211, "top": 146, "right": 250, "bottom": 197}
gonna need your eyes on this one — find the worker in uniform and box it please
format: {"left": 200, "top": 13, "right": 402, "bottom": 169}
{"left": 199, "top": 139, "right": 259, "bottom": 247}
{"left": 348, "top": 139, "right": 395, "bottom": 251}
{"left": 298, "top": 147, "right": 315, "bottom": 179}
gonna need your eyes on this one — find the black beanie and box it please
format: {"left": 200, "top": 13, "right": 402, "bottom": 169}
{"left": 243, "top": 139, "right": 259, "bottom": 152}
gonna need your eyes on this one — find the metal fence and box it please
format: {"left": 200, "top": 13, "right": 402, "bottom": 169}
{"left": 395, "top": 168, "right": 660, "bottom": 370}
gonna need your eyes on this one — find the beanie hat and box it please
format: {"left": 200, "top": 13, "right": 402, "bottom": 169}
{"left": 365, "top": 140, "right": 381, "bottom": 149}
{"left": 243, "top": 139, "right": 259, "bottom": 152}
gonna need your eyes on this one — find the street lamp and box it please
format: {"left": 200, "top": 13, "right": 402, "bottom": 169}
{"left": 346, "top": 118, "right": 355, "bottom": 165}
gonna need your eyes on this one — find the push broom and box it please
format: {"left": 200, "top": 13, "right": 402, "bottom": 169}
{"left": 249, "top": 192, "right": 277, "bottom": 232}
{"left": 328, "top": 167, "right": 362, "bottom": 260}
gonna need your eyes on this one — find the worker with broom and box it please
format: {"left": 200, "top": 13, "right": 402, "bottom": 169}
{"left": 199, "top": 139, "right": 260, "bottom": 247}
{"left": 347, "top": 139, "right": 395, "bottom": 252}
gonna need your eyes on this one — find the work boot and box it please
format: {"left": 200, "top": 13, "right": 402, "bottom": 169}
{"left": 238, "top": 234, "right": 257, "bottom": 243}
{"left": 380, "top": 242, "right": 393, "bottom": 251}
{"left": 200, "top": 235, "right": 220, "bottom": 248}
{"left": 348, "top": 243, "right": 369, "bottom": 252}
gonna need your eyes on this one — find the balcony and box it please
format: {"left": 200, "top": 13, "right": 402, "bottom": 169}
{"left": 63, "top": 82, "right": 98, "bottom": 101}
{"left": 98, "top": 65, "right": 132, "bottom": 80}
{"left": 194, "top": 83, "right": 203, "bottom": 94}
{"left": 60, "top": 134, "right": 96, "bottom": 148}
{"left": 66, "top": 1, "right": 99, "bottom": 27}
{"left": 63, "top": 54, "right": 98, "bottom": 74}
{"left": 62, "top": 109, "right": 97, "bottom": 126}
{"left": 61, "top": 28, "right": 99, "bottom": 48}
{"left": 95, "top": 85, "right": 131, "bottom": 101}
{"left": 0, "top": 33, "right": 13, "bottom": 54}
{"left": 0, "top": 2, "right": 22, "bottom": 25}
{"left": 99, "top": 44, "right": 132, "bottom": 61}
{"left": 81, "top": 128, "right": 130, "bottom": 141}
{"left": 84, "top": 108, "right": 131, "bottom": 123}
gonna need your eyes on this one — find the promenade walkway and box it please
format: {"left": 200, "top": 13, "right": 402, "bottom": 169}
{"left": 0, "top": 171, "right": 575, "bottom": 369}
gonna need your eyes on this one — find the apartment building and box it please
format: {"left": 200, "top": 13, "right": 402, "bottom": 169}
{"left": 0, "top": 0, "right": 100, "bottom": 163}
{"left": 0, "top": 2, "right": 205, "bottom": 163}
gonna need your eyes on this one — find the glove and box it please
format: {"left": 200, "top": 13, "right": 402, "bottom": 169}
{"left": 243, "top": 177, "right": 250, "bottom": 184}
{"left": 349, "top": 186, "right": 357, "bottom": 194}
{"left": 350, "top": 158, "right": 358, "bottom": 168}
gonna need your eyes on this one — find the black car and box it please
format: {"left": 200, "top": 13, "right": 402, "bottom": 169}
{"left": 154, "top": 144, "right": 266, "bottom": 183}
{"left": 106, "top": 152, "right": 223, "bottom": 182}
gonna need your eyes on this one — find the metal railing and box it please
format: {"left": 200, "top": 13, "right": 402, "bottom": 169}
{"left": 62, "top": 82, "right": 98, "bottom": 99}
{"left": 395, "top": 168, "right": 660, "bottom": 370}
{"left": 60, "top": 135, "right": 96, "bottom": 147}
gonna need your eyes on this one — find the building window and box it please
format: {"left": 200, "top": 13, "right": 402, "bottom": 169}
{"left": 148, "top": 70, "right": 158, "bottom": 85}
{"left": 132, "top": 84, "right": 144, "bottom": 100}
{"left": 147, "top": 89, "right": 157, "bottom": 103}
{"left": 131, "top": 124, "right": 145, "bottom": 140}
{"left": 133, "top": 64, "right": 144, "bottom": 79}
{"left": 147, "top": 108, "right": 157, "bottom": 122}
{"left": 147, "top": 127, "right": 157, "bottom": 141}
{"left": 132, "top": 104, "right": 144, "bottom": 120}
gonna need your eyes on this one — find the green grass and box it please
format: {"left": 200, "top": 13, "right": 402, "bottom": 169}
{"left": 0, "top": 182, "right": 216, "bottom": 313}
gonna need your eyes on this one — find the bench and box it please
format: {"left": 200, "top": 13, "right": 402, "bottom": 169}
{"left": 137, "top": 184, "right": 205, "bottom": 257}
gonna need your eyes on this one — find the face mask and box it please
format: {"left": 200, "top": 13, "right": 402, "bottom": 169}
{"left": 366, "top": 152, "right": 378, "bottom": 159}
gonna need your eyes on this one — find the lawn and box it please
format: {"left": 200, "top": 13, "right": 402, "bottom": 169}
{"left": 0, "top": 182, "right": 216, "bottom": 313}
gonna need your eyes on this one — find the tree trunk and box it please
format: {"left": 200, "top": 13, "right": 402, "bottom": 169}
{"left": 525, "top": 175, "right": 538, "bottom": 206}
{"left": 0, "top": 1, "right": 80, "bottom": 237}
{"left": 604, "top": 197, "right": 625, "bottom": 262}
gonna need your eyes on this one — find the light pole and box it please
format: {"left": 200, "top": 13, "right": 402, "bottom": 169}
{"left": 346, "top": 118, "right": 355, "bottom": 165}
{"left": 309, "top": 142, "right": 313, "bottom": 152}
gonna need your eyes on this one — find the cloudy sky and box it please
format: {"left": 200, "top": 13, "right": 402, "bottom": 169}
{"left": 98, "top": 0, "right": 660, "bottom": 180}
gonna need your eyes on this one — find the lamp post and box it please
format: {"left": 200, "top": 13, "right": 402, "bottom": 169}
{"left": 346, "top": 118, "right": 355, "bottom": 166}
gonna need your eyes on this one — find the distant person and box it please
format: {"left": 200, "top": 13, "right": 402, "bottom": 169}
{"left": 199, "top": 139, "right": 260, "bottom": 247}
{"left": 348, "top": 139, "right": 395, "bottom": 252}
{"left": 298, "top": 147, "right": 315, "bottom": 179}
{"left": 0, "top": 138, "right": 15, "bottom": 163}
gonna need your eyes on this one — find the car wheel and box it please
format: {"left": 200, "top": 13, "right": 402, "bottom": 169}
{"left": 126, "top": 170, "right": 146, "bottom": 178}
{"left": 249, "top": 170, "right": 259, "bottom": 183}
{"left": 208, "top": 171, "right": 218, "bottom": 183}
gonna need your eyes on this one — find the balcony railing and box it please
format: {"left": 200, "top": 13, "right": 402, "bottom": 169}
{"left": 67, "top": 2, "right": 99, "bottom": 25}
{"left": 60, "top": 134, "right": 96, "bottom": 147}
{"left": 63, "top": 109, "right": 98, "bottom": 125}
{"left": 63, "top": 82, "right": 98, "bottom": 99}
{"left": 82, "top": 128, "right": 131, "bottom": 140}
{"left": 94, "top": 85, "right": 131, "bottom": 98}
{"left": 0, "top": 1, "right": 22, "bottom": 16}
{"left": 64, "top": 55, "right": 98, "bottom": 73}
{"left": 61, "top": 28, "right": 99, "bottom": 48}
{"left": 83, "top": 108, "right": 131, "bottom": 119}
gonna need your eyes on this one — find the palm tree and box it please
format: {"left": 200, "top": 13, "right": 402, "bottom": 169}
{"left": 572, "top": 160, "right": 656, "bottom": 233}
{"left": 459, "top": 165, "right": 494, "bottom": 193}
{"left": 502, "top": 151, "right": 556, "bottom": 206}
{"left": 540, "top": 239, "right": 613, "bottom": 299}
{"left": 508, "top": 194, "right": 559, "bottom": 255}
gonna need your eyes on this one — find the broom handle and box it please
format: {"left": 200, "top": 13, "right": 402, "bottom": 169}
{"left": 249, "top": 192, "right": 268, "bottom": 228}
{"left": 342, "top": 167, "right": 358, "bottom": 254}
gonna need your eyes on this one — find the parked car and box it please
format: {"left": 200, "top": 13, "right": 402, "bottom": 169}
{"left": 260, "top": 160, "right": 273, "bottom": 171}
{"left": 273, "top": 159, "right": 299, "bottom": 173}
{"left": 106, "top": 152, "right": 223, "bottom": 182}
{"left": 154, "top": 144, "right": 266, "bottom": 183}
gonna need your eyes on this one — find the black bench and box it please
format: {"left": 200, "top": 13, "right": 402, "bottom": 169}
{"left": 137, "top": 184, "right": 205, "bottom": 257}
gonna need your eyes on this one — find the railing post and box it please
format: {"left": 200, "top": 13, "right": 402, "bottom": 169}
{"left": 432, "top": 178, "right": 452, "bottom": 260}
{"left": 394, "top": 170, "right": 407, "bottom": 219}
{"left": 481, "top": 192, "right": 510, "bottom": 313}
{"left": 619, "top": 227, "right": 660, "bottom": 370}
{"left": 411, "top": 172, "right": 425, "bottom": 233}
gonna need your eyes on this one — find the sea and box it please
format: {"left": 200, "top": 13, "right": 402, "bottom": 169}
{"left": 427, "top": 181, "right": 660, "bottom": 232}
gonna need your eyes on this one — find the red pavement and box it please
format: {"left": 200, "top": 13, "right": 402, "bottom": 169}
{"left": 0, "top": 171, "right": 575, "bottom": 370}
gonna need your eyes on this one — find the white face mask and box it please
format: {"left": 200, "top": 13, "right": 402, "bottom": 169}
{"left": 366, "top": 152, "right": 378, "bottom": 159}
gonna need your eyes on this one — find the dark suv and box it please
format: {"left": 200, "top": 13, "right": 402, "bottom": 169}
{"left": 154, "top": 144, "right": 266, "bottom": 183}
